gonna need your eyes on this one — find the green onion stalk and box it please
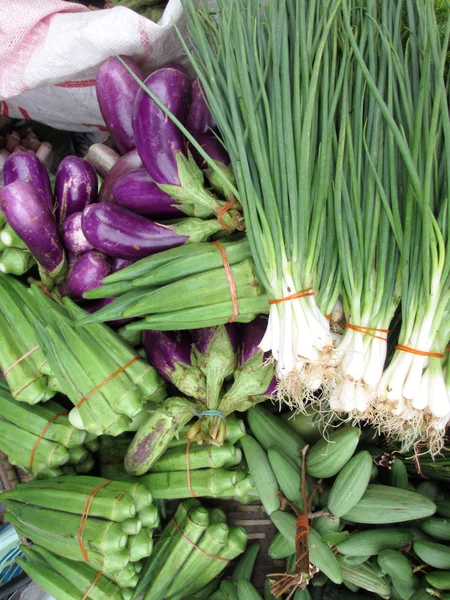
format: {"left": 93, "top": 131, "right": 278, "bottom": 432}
{"left": 343, "top": 0, "right": 450, "bottom": 450}
{"left": 174, "top": 0, "right": 346, "bottom": 402}
{"left": 328, "top": 1, "right": 402, "bottom": 416}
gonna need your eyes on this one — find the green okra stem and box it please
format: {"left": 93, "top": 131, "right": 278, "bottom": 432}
{"left": 16, "top": 557, "right": 87, "bottom": 600}
{"left": 74, "top": 455, "right": 96, "bottom": 474}
{"left": 168, "top": 416, "right": 246, "bottom": 448}
{"left": 121, "top": 517, "right": 142, "bottom": 536}
{"left": 151, "top": 443, "right": 239, "bottom": 472}
{"left": 0, "top": 438, "right": 62, "bottom": 479}
{"left": 138, "top": 504, "right": 159, "bottom": 529}
{"left": 143, "top": 505, "right": 210, "bottom": 600}
{"left": 140, "top": 469, "right": 238, "bottom": 499}
{"left": 220, "top": 581, "right": 240, "bottom": 600}
{"left": 0, "top": 420, "right": 69, "bottom": 468}
{"left": 128, "top": 529, "right": 153, "bottom": 563}
{"left": 67, "top": 445, "right": 89, "bottom": 464}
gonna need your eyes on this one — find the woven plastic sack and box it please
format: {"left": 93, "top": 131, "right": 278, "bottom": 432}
{"left": 0, "top": 0, "right": 189, "bottom": 132}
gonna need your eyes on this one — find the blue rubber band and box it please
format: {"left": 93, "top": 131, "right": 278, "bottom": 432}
{"left": 194, "top": 409, "right": 225, "bottom": 420}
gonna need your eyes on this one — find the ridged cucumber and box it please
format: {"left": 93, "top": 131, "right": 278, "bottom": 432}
{"left": 377, "top": 549, "right": 413, "bottom": 582}
{"left": 240, "top": 435, "right": 280, "bottom": 516}
{"left": 337, "top": 558, "right": 390, "bottom": 598}
{"left": 306, "top": 427, "right": 360, "bottom": 479}
{"left": 342, "top": 485, "right": 436, "bottom": 524}
{"left": 425, "top": 570, "right": 450, "bottom": 590}
{"left": 336, "top": 528, "right": 412, "bottom": 556}
{"left": 327, "top": 451, "right": 372, "bottom": 518}
{"left": 308, "top": 527, "right": 342, "bottom": 585}
{"left": 413, "top": 540, "right": 450, "bottom": 569}
{"left": 420, "top": 517, "right": 450, "bottom": 540}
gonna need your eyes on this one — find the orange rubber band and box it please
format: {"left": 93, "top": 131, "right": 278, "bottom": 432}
{"left": 269, "top": 288, "right": 315, "bottom": 305}
{"left": 395, "top": 344, "right": 444, "bottom": 359}
{"left": 295, "top": 513, "right": 309, "bottom": 541}
{"left": 211, "top": 241, "right": 239, "bottom": 323}
{"left": 81, "top": 570, "right": 103, "bottom": 600}
{"left": 76, "top": 357, "right": 139, "bottom": 408}
{"left": 172, "top": 518, "right": 229, "bottom": 562}
{"left": 29, "top": 412, "right": 68, "bottom": 471}
{"left": 186, "top": 439, "right": 197, "bottom": 499}
{"left": 217, "top": 200, "right": 238, "bottom": 231}
{"left": 446, "top": 346, "right": 450, "bottom": 352}
{"left": 78, "top": 480, "right": 111, "bottom": 561}
{"left": 345, "top": 323, "right": 390, "bottom": 342}
{"left": 3, "top": 345, "right": 40, "bottom": 375}
{"left": 325, "top": 314, "right": 332, "bottom": 320}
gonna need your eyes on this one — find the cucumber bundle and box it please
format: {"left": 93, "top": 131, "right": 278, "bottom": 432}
{"left": 0, "top": 381, "right": 93, "bottom": 479}
{"left": 2, "top": 475, "right": 157, "bottom": 586}
{"left": 132, "top": 499, "right": 248, "bottom": 600}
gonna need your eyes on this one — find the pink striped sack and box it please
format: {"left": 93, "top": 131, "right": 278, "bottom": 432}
{"left": 0, "top": 0, "right": 189, "bottom": 131}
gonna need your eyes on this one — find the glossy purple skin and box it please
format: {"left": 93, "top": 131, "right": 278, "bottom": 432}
{"left": 98, "top": 149, "right": 143, "bottom": 203}
{"left": 112, "top": 169, "right": 181, "bottom": 218}
{"left": 62, "top": 212, "right": 94, "bottom": 256}
{"left": 3, "top": 152, "right": 53, "bottom": 211}
{"left": 190, "top": 133, "right": 231, "bottom": 169}
{"left": 81, "top": 203, "right": 188, "bottom": 260}
{"left": 96, "top": 56, "right": 144, "bottom": 154}
{"left": 191, "top": 324, "right": 240, "bottom": 355}
{"left": 113, "top": 257, "right": 134, "bottom": 272}
{"left": 240, "top": 316, "right": 269, "bottom": 364}
{"left": 186, "top": 78, "right": 216, "bottom": 134}
{"left": 143, "top": 330, "right": 192, "bottom": 382}
{"left": 163, "top": 63, "right": 190, "bottom": 76}
{"left": 0, "top": 180, "right": 63, "bottom": 273}
{"left": 62, "top": 251, "right": 111, "bottom": 299}
{"left": 132, "top": 67, "right": 192, "bottom": 186}
{"left": 55, "top": 156, "right": 97, "bottom": 224}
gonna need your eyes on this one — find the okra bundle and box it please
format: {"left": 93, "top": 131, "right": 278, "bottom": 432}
{"left": 17, "top": 545, "right": 124, "bottom": 600}
{"left": 0, "top": 381, "right": 93, "bottom": 479}
{"left": 78, "top": 240, "right": 268, "bottom": 329}
{"left": 132, "top": 499, "right": 248, "bottom": 600}
{"left": 2, "top": 475, "right": 157, "bottom": 584}
{"left": 0, "top": 274, "right": 58, "bottom": 404}
{"left": 22, "top": 285, "right": 166, "bottom": 436}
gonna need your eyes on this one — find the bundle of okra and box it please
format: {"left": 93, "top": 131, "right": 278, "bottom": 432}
{"left": 2, "top": 475, "right": 158, "bottom": 588}
{"left": 98, "top": 416, "right": 258, "bottom": 503}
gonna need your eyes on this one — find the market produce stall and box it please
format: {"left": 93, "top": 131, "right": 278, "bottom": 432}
{"left": 0, "top": 0, "right": 449, "bottom": 598}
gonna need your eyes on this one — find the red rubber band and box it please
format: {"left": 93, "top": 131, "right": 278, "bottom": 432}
{"left": 269, "top": 288, "right": 315, "bottom": 305}
{"left": 78, "top": 481, "right": 111, "bottom": 561}
{"left": 217, "top": 200, "right": 238, "bottom": 230}
{"left": 29, "top": 412, "right": 68, "bottom": 471}
{"left": 3, "top": 345, "right": 40, "bottom": 375}
{"left": 76, "top": 357, "right": 138, "bottom": 408}
{"left": 172, "top": 518, "right": 229, "bottom": 562}
{"left": 345, "top": 323, "right": 389, "bottom": 342}
{"left": 211, "top": 241, "right": 239, "bottom": 323}
{"left": 395, "top": 344, "right": 444, "bottom": 359}
{"left": 81, "top": 570, "right": 103, "bottom": 600}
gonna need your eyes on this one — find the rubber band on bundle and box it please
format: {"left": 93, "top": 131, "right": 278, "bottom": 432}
{"left": 217, "top": 200, "right": 238, "bottom": 230}
{"left": 81, "top": 570, "right": 103, "bottom": 600}
{"left": 78, "top": 481, "right": 111, "bottom": 561}
{"left": 395, "top": 344, "right": 444, "bottom": 359}
{"left": 172, "top": 518, "right": 229, "bottom": 562}
{"left": 3, "top": 345, "right": 40, "bottom": 375}
{"left": 269, "top": 288, "right": 315, "bottom": 305}
{"left": 211, "top": 241, "right": 239, "bottom": 323}
{"left": 76, "top": 357, "right": 139, "bottom": 408}
{"left": 295, "top": 513, "right": 309, "bottom": 541}
{"left": 345, "top": 323, "right": 389, "bottom": 342}
{"left": 29, "top": 412, "right": 68, "bottom": 471}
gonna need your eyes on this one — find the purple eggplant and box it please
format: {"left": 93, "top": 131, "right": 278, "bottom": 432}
{"left": 96, "top": 56, "right": 144, "bottom": 154}
{"left": 62, "top": 212, "right": 94, "bottom": 256}
{"left": 86, "top": 143, "right": 120, "bottom": 178}
{"left": 3, "top": 152, "right": 53, "bottom": 211}
{"left": 191, "top": 324, "right": 240, "bottom": 410}
{"left": 113, "top": 257, "right": 134, "bottom": 272}
{"left": 133, "top": 67, "right": 241, "bottom": 228}
{"left": 219, "top": 316, "right": 276, "bottom": 415}
{"left": 0, "top": 180, "right": 65, "bottom": 283}
{"left": 55, "top": 156, "right": 97, "bottom": 224}
{"left": 81, "top": 203, "right": 222, "bottom": 261}
{"left": 60, "top": 251, "right": 111, "bottom": 299}
{"left": 112, "top": 169, "right": 182, "bottom": 218}
{"left": 98, "top": 149, "right": 143, "bottom": 204}
{"left": 190, "top": 133, "right": 235, "bottom": 201}
{"left": 143, "top": 330, "right": 206, "bottom": 400}
{"left": 186, "top": 77, "right": 216, "bottom": 134}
